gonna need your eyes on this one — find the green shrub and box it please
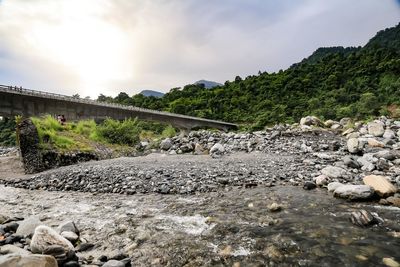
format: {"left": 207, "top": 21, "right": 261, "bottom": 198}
{"left": 96, "top": 118, "right": 141, "bottom": 146}
{"left": 0, "top": 118, "right": 16, "bottom": 146}
{"left": 73, "top": 120, "right": 97, "bottom": 137}
{"left": 161, "top": 125, "right": 177, "bottom": 138}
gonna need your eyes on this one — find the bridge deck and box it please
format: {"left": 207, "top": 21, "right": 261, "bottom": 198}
{"left": 0, "top": 85, "right": 237, "bottom": 131}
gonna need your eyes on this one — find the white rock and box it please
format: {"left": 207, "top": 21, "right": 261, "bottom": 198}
{"left": 30, "top": 225, "right": 74, "bottom": 254}
{"left": 347, "top": 138, "right": 359, "bottom": 154}
{"left": 314, "top": 175, "right": 329, "bottom": 186}
{"left": 300, "top": 116, "right": 322, "bottom": 126}
{"left": 327, "top": 182, "right": 344, "bottom": 192}
{"left": 367, "top": 122, "right": 385, "bottom": 137}
{"left": 60, "top": 231, "right": 79, "bottom": 244}
{"left": 210, "top": 143, "right": 225, "bottom": 155}
{"left": 321, "top": 166, "right": 348, "bottom": 179}
{"left": 333, "top": 185, "right": 375, "bottom": 200}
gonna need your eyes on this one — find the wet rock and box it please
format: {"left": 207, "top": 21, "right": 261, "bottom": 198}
{"left": 16, "top": 216, "right": 42, "bottom": 237}
{"left": 363, "top": 175, "right": 397, "bottom": 197}
{"left": 386, "top": 197, "right": 400, "bottom": 207}
{"left": 376, "top": 159, "right": 390, "bottom": 171}
{"left": 30, "top": 225, "right": 74, "bottom": 255}
{"left": 321, "top": 166, "right": 349, "bottom": 179}
{"left": 382, "top": 257, "right": 400, "bottom": 267}
{"left": 160, "top": 138, "right": 172, "bottom": 150}
{"left": 350, "top": 209, "right": 378, "bottom": 227}
{"left": 268, "top": 203, "right": 282, "bottom": 212}
{"left": 343, "top": 156, "right": 360, "bottom": 169}
{"left": 76, "top": 242, "right": 94, "bottom": 252}
{"left": 2, "top": 222, "right": 19, "bottom": 233}
{"left": 63, "top": 261, "right": 80, "bottom": 267}
{"left": 303, "top": 181, "right": 317, "bottom": 190}
{"left": 368, "top": 122, "right": 385, "bottom": 137}
{"left": 0, "top": 254, "right": 58, "bottom": 267}
{"left": 333, "top": 185, "right": 375, "bottom": 200}
{"left": 347, "top": 138, "right": 360, "bottom": 154}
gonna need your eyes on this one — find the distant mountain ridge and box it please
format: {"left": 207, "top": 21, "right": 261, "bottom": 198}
{"left": 194, "top": 80, "right": 222, "bottom": 89}
{"left": 139, "top": 90, "right": 164, "bottom": 98}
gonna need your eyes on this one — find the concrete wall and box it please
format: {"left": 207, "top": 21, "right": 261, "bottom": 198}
{"left": 0, "top": 89, "right": 237, "bottom": 131}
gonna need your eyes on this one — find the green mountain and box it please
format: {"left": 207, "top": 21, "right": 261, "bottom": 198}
{"left": 101, "top": 23, "right": 400, "bottom": 129}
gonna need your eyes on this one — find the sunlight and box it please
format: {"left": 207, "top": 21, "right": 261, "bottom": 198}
{"left": 24, "top": 1, "right": 135, "bottom": 96}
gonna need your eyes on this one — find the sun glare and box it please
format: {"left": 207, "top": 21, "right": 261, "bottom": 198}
{"left": 23, "top": 1, "right": 135, "bottom": 97}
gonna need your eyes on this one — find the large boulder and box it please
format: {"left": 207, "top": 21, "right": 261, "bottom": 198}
{"left": 30, "top": 225, "right": 74, "bottom": 255}
{"left": 17, "top": 119, "right": 45, "bottom": 174}
{"left": 363, "top": 175, "right": 397, "bottom": 197}
{"left": 367, "top": 122, "right": 385, "bottom": 137}
{"left": 333, "top": 185, "right": 375, "bottom": 200}
{"left": 0, "top": 254, "right": 57, "bottom": 267}
{"left": 300, "top": 116, "right": 323, "bottom": 127}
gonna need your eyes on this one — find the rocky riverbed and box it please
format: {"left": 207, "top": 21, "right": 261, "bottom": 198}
{"left": 1, "top": 116, "right": 400, "bottom": 266}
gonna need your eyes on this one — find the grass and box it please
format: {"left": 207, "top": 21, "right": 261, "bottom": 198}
{"left": 30, "top": 115, "right": 179, "bottom": 152}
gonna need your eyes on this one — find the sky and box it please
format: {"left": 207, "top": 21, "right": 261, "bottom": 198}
{"left": 0, "top": 0, "right": 399, "bottom": 98}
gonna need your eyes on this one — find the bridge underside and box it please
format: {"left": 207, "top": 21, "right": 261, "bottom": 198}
{"left": 0, "top": 91, "right": 236, "bottom": 131}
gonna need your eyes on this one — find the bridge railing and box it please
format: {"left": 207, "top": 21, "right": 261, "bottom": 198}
{"left": 0, "top": 85, "right": 237, "bottom": 126}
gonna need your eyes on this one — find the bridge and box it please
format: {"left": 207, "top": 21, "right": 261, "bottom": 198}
{"left": 0, "top": 85, "right": 237, "bottom": 131}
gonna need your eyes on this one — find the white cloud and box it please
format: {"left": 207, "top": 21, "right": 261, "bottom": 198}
{"left": 0, "top": 0, "right": 399, "bottom": 98}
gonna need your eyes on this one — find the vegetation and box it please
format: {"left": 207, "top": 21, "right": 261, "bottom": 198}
{"left": 97, "top": 23, "right": 400, "bottom": 130}
{"left": 0, "top": 118, "right": 16, "bottom": 146}
{"left": 29, "top": 115, "right": 177, "bottom": 151}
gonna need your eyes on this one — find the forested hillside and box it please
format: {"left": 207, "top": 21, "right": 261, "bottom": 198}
{"left": 100, "top": 23, "right": 400, "bottom": 129}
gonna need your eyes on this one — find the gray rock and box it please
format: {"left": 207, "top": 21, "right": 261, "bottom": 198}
{"left": 347, "top": 138, "right": 359, "bottom": 154}
{"left": 60, "top": 231, "right": 79, "bottom": 244}
{"left": 210, "top": 143, "right": 225, "bottom": 155}
{"left": 333, "top": 185, "right": 375, "bottom": 200}
{"left": 103, "top": 260, "right": 125, "bottom": 267}
{"left": 350, "top": 210, "right": 378, "bottom": 227}
{"left": 343, "top": 156, "right": 360, "bottom": 169}
{"left": 58, "top": 221, "right": 79, "bottom": 235}
{"left": 160, "top": 138, "right": 172, "bottom": 150}
{"left": 0, "top": 254, "right": 58, "bottom": 267}
{"left": 16, "top": 216, "right": 42, "bottom": 237}
{"left": 367, "top": 122, "right": 384, "bottom": 137}
{"left": 327, "top": 182, "right": 344, "bottom": 192}
{"left": 321, "top": 166, "right": 349, "bottom": 179}
{"left": 0, "top": 244, "right": 32, "bottom": 255}
{"left": 357, "top": 154, "right": 377, "bottom": 172}
{"left": 0, "top": 215, "right": 8, "bottom": 225}
{"left": 30, "top": 225, "right": 74, "bottom": 254}
{"left": 383, "top": 129, "right": 396, "bottom": 140}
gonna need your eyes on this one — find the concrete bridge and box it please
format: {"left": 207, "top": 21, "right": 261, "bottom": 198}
{"left": 0, "top": 85, "right": 237, "bottom": 131}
